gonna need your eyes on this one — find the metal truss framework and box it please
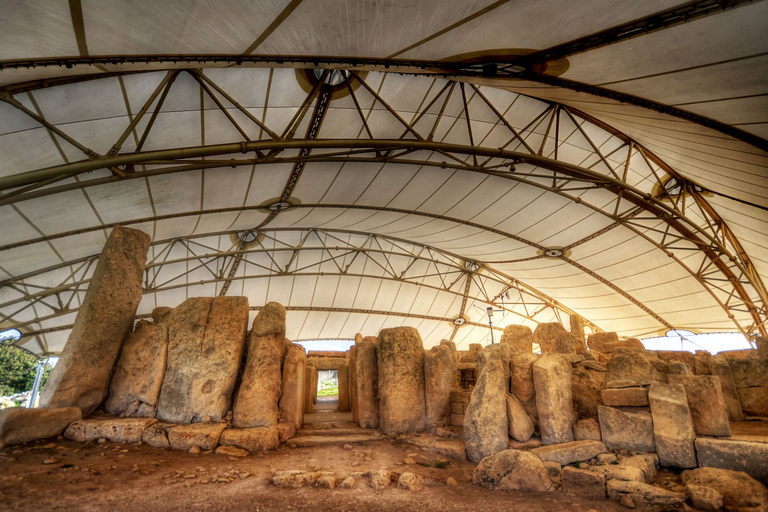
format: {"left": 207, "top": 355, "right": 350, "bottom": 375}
{"left": 0, "top": 67, "right": 765, "bottom": 350}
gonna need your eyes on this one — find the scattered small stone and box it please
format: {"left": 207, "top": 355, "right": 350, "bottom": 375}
{"left": 342, "top": 444, "right": 353, "bottom": 450}
{"left": 596, "top": 453, "right": 618, "bottom": 465}
{"left": 619, "top": 495, "right": 636, "bottom": 509}
{"left": 97, "top": 438, "right": 107, "bottom": 445}
{"left": 39, "top": 443, "right": 56, "bottom": 449}
{"left": 446, "top": 477, "right": 457, "bottom": 486}
{"left": 239, "top": 472, "right": 250, "bottom": 479}
{"left": 685, "top": 484, "right": 723, "bottom": 511}
{"left": 398, "top": 472, "right": 424, "bottom": 492}
{"left": 188, "top": 446, "right": 201, "bottom": 454}
{"left": 370, "top": 470, "right": 393, "bottom": 490}
{"left": 316, "top": 475, "right": 336, "bottom": 489}
{"left": 42, "top": 457, "right": 58, "bottom": 465}
{"left": 338, "top": 476, "right": 355, "bottom": 489}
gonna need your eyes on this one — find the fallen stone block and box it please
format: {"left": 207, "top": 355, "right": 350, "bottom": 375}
{"left": 219, "top": 426, "right": 279, "bottom": 452}
{"left": 397, "top": 472, "right": 424, "bottom": 491}
{"left": 601, "top": 387, "right": 648, "bottom": 407}
{"left": 680, "top": 467, "right": 768, "bottom": 511}
{"left": 398, "top": 434, "right": 466, "bottom": 460}
{"left": 272, "top": 470, "right": 318, "bottom": 488}
{"left": 533, "top": 354, "right": 574, "bottom": 445}
{"left": 738, "top": 386, "right": 768, "bottom": 417}
{"left": 620, "top": 453, "right": 659, "bottom": 484}
{"left": 0, "top": 407, "right": 82, "bottom": 449}
{"left": 506, "top": 394, "right": 534, "bottom": 442}
{"left": 598, "top": 405, "right": 655, "bottom": 453}
{"left": 168, "top": 422, "right": 225, "bottom": 451}
{"left": 531, "top": 440, "right": 607, "bottom": 466}
{"left": 338, "top": 476, "right": 355, "bottom": 489}
{"left": 648, "top": 382, "right": 696, "bottom": 468}
{"left": 315, "top": 475, "right": 336, "bottom": 489}
{"left": 587, "top": 332, "right": 618, "bottom": 352}
{"left": 562, "top": 466, "right": 606, "bottom": 499}
{"left": 588, "top": 464, "right": 645, "bottom": 483}
{"left": 465, "top": 359, "right": 508, "bottom": 462}
{"left": 472, "top": 449, "right": 553, "bottom": 492}
{"left": 606, "top": 479, "right": 685, "bottom": 507}
{"left": 685, "top": 484, "right": 723, "bottom": 511}
{"left": 64, "top": 417, "right": 157, "bottom": 444}
{"left": 695, "top": 438, "right": 768, "bottom": 485}
{"left": 668, "top": 374, "right": 730, "bottom": 436}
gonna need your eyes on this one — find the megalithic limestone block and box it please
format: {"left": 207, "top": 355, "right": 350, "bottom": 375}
{"left": 464, "top": 359, "right": 509, "bottom": 463}
{"left": 304, "top": 366, "right": 318, "bottom": 413}
{"left": 500, "top": 325, "right": 533, "bottom": 354}
{"left": 156, "top": 296, "right": 249, "bottom": 423}
{"left": 477, "top": 343, "right": 513, "bottom": 381}
{"left": 709, "top": 355, "right": 745, "bottom": 421}
{"left": 279, "top": 344, "right": 306, "bottom": 430}
{"left": 569, "top": 314, "right": 587, "bottom": 353}
{"left": 337, "top": 364, "right": 350, "bottom": 412}
{"left": 533, "top": 323, "right": 576, "bottom": 354}
{"left": 668, "top": 374, "right": 731, "bottom": 437}
{"left": 232, "top": 302, "right": 285, "bottom": 428}
{"left": 510, "top": 353, "right": 540, "bottom": 421}
{"left": 649, "top": 382, "right": 697, "bottom": 468}
{"left": 424, "top": 344, "right": 455, "bottom": 431}
{"left": 533, "top": 354, "right": 575, "bottom": 445}
{"left": 377, "top": 327, "right": 426, "bottom": 435}
{"left": 40, "top": 226, "right": 151, "bottom": 415}
{"left": 356, "top": 336, "right": 379, "bottom": 429}
{"left": 349, "top": 345, "right": 359, "bottom": 423}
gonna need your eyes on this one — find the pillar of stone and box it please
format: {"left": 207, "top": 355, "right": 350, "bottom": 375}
{"left": 304, "top": 366, "right": 318, "bottom": 413}
{"left": 349, "top": 344, "right": 359, "bottom": 423}
{"left": 534, "top": 323, "right": 576, "bottom": 354}
{"left": 533, "top": 354, "right": 575, "bottom": 445}
{"left": 278, "top": 344, "right": 306, "bottom": 429}
{"left": 709, "top": 355, "right": 745, "bottom": 421}
{"left": 232, "top": 302, "right": 285, "bottom": 428}
{"left": 337, "top": 364, "right": 350, "bottom": 412}
{"left": 464, "top": 359, "right": 508, "bottom": 462}
{"left": 425, "top": 344, "right": 455, "bottom": 431}
{"left": 377, "top": 327, "right": 426, "bottom": 435}
{"left": 311, "top": 367, "right": 319, "bottom": 404}
{"left": 569, "top": 314, "right": 587, "bottom": 353}
{"left": 40, "top": 226, "right": 151, "bottom": 415}
{"left": 500, "top": 325, "right": 533, "bottom": 354}
{"left": 156, "top": 296, "right": 249, "bottom": 423}
{"left": 356, "top": 336, "right": 379, "bottom": 428}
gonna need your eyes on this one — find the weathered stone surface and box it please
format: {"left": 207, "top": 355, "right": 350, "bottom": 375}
{"left": 621, "top": 453, "right": 659, "bottom": 484}
{"left": 601, "top": 387, "right": 649, "bottom": 407}
{"left": 425, "top": 344, "right": 455, "bottom": 431}
{"left": 709, "top": 354, "right": 745, "bottom": 421}
{"left": 598, "top": 405, "right": 655, "bottom": 453}
{"left": 531, "top": 440, "right": 607, "bottom": 465}
{"left": 64, "top": 417, "right": 157, "bottom": 443}
{"left": 156, "top": 296, "right": 248, "bottom": 424}
{"left": 569, "top": 315, "right": 587, "bottom": 353}
{"left": 571, "top": 367, "right": 603, "bottom": 420}
{"left": 657, "top": 350, "right": 695, "bottom": 365}
{"left": 506, "top": 394, "right": 534, "bottom": 442}
{"left": 304, "top": 366, "right": 318, "bottom": 413}
{"left": 472, "top": 449, "right": 553, "bottom": 492}
{"left": 141, "top": 422, "right": 173, "bottom": 448}
{"left": 356, "top": 336, "right": 379, "bottom": 429}
{"left": 398, "top": 472, "right": 424, "bottom": 491}
{"left": 646, "top": 356, "right": 670, "bottom": 379}
{"left": 306, "top": 356, "right": 348, "bottom": 370}
{"left": 573, "top": 418, "right": 601, "bottom": 441}
{"left": 500, "top": 325, "right": 533, "bottom": 354}
{"left": 337, "top": 364, "right": 349, "bottom": 412}
{"left": 477, "top": 343, "right": 512, "bottom": 380}
{"left": 533, "top": 354, "right": 574, "bottom": 445}
{"left": 729, "top": 354, "right": 768, "bottom": 388}
{"left": 509, "top": 353, "right": 539, "bottom": 421}
{"left": 668, "top": 361, "right": 692, "bottom": 375}
{"left": 738, "top": 386, "right": 768, "bottom": 416}
{"left": 588, "top": 464, "right": 645, "bottom": 483}
{"left": 167, "top": 422, "right": 225, "bottom": 451}
{"left": 40, "top": 227, "right": 151, "bottom": 415}
{"left": 338, "top": 476, "right": 355, "bottom": 489}
{"left": 272, "top": 470, "right": 318, "bottom": 488}
{"left": 220, "top": 426, "right": 279, "bottom": 452}
{"left": 587, "top": 332, "right": 618, "bottom": 352}
{"left": 606, "top": 349, "right": 660, "bottom": 388}
{"left": 348, "top": 345, "right": 358, "bottom": 424}
{"left": 0, "top": 407, "right": 82, "bottom": 448}
{"left": 106, "top": 313, "right": 168, "bottom": 417}
{"left": 276, "top": 422, "right": 295, "bottom": 443}
{"left": 648, "top": 382, "right": 696, "bottom": 468}
{"left": 606, "top": 480, "right": 685, "bottom": 507}
{"left": 681, "top": 467, "right": 768, "bottom": 511}
{"left": 377, "top": 327, "right": 426, "bottom": 436}
{"left": 232, "top": 302, "right": 284, "bottom": 428}
{"left": 693, "top": 351, "right": 712, "bottom": 375}
{"left": 685, "top": 484, "right": 723, "bottom": 511}
{"left": 459, "top": 343, "right": 483, "bottom": 363}
{"left": 695, "top": 438, "right": 768, "bottom": 485}
{"left": 668, "top": 374, "right": 731, "bottom": 436}
{"left": 562, "top": 466, "right": 606, "bottom": 499}
{"left": 279, "top": 344, "right": 306, "bottom": 429}
{"left": 369, "top": 469, "right": 393, "bottom": 490}
{"left": 465, "top": 359, "right": 508, "bottom": 463}
{"left": 534, "top": 323, "right": 575, "bottom": 354}
{"left": 398, "top": 434, "right": 467, "bottom": 460}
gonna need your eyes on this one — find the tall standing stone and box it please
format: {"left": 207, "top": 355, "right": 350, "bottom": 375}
{"left": 510, "top": 353, "right": 539, "bottom": 421}
{"left": 500, "top": 325, "right": 533, "bottom": 353}
{"left": 377, "top": 327, "right": 426, "bottom": 435}
{"left": 477, "top": 343, "right": 512, "bottom": 381}
{"left": 40, "top": 226, "right": 151, "bottom": 414}
{"left": 533, "top": 354, "right": 574, "bottom": 445}
{"left": 337, "top": 364, "right": 350, "bottom": 412}
{"left": 232, "top": 302, "right": 285, "bottom": 428}
{"left": 424, "top": 344, "right": 455, "bottom": 431}
{"left": 304, "top": 366, "right": 318, "bottom": 413}
{"left": 668, "top": 375, "right": 731, "bottom": 436}
{"left": 356, "top": 336, "right": 379, "bottom": 429}
{"left": 105, "top": 310, "right": 169, "bottom": 417}
{"left": 534, "top": 323, "right": 576, "bottom": 354}
{"left": 279, "top": 344, "right": 306, "bottom": 430}
{"left": 569, "top": 314, "right": 587, "bottom": 353}
{"left": 649, "top": 382, "right": 697, "bottom": 468}
{"left": 349, "top": 344, "right": 359, "bottom": 423}
{"left": 464, "top": 360, "right": 508, "bottom": 462}
{"left": 709, "top": 355, "right": 745, "bottom": 421}
{"left": 156, "top": 296, "right": 249, "bottom": 423}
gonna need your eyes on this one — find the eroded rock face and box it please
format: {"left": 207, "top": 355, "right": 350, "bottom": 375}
{"left": 40, "top": 226, "right": 151, "bottom": 415}
{"left": 472, "top": 449, "right": 553, "bottom": 492}
{"left": 667, "top": 374, "right": 730, "bottom": 436}
{"left": 0, "top": 407, "right": 82, "bottom": 449}
{"left": 729, "top": 354, "right": 768, "bottom": 388}
{"left": 377, "top": 327, "right": 426, "bottom": 435}
{"left": 465, "top": 360, "right": 508, "bottom": 463}
{"left": 562, "top": 466, "right": 606, "bottom": 498}
{"left": 232, "top": 302, "right": 285, "bottom": 428}
{"left": 64, "top": 417, "right": 157, "bottom": 443}
{"left": 500, "top": 325, "right": 533, "bottom": 354}
{"left": 533, "top": 355, "right": 574, "bottom": 445}
{"left": 533, "top": 323, "right": 575, "bottom": 354}
{"left": 168, "top": 423, "right": 226, "bottom": 451}
{"left": 571, "top": 367, "right": 604, "bottom": 420}
{"left": 278, "top": 344, "right": 306, "bottom": 430}
{"left": 708, "top": 355, "right": 745, "bottom": 421}
{"left": 105, "top": 312, "right": 169, "bottom": 417}
{"left": 648, "top": 382, "right": 697, "bottom": 468}
{"left": 695, "top": 438, "right": 768, "bottom": 485}
{"left": 607, "top": 349, "right": 661, "bottom": 388}
{"left": 738, "top": 386, "right": 768, "bottom": 416}
{"left": 156, "top": 296, "right": 249, "bottom": 424}
{"left": 506, "top": 394, "right": 534, "bottom": 442}
{"left": 510, "top": 354, "right": 539, "bottom": 421}
{"left": 573, "top": 418, "right": 601, "bottom": 441}
{"left": 531, "top": 440, "right": 607, "bottom": 465}
{"left": 219, "top": 426, "right": 279, "bottom": 453}
{"left": 424, "top": 344, "right": 455, "bottom": 431}
{"left": 601, "top": 387, "right": 648, "bottom": 407}
{"left": 680, "top": 467, "right": 768, "bottom": 511}
{"left": 587, "top": 332, "right": 618, "bottom": 352}
{"left": 477, "top": 343, "right": 512, "bottom": 380}
{"left": 569, "top": 315, "right": 587, "bottom": 353}
{"left": 356, "top": 336, "right": 379, "bottom": 429}
{"left": 606, "top": 480, "right": 685, "bottom": 507}
{"left": 598, "top": 405, "right": 655, "bottom": 453}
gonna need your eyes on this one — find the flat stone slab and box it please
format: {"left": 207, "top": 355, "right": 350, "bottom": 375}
{"left": 0, "top": 407, "right": 82, "bottom": 449}
{"left": 64, "top": 417, "right": 157, "bottom": 443}
{"left": 531, "top": 440, "right": 607, "bottom": 465}
{"left": 219, "top": 426, "right": 279, "bottom": 452}
{"left": 398, "top": 434, "right": 467, "bottom": 460}
{"left": 168, "top": 423, "right": 226, "bottom": 451}
{"left": 607, "top": 480, "right": 685, "bottom": 507}
{"left": 141, "top": 422, "right": 174, "bottom": 448}
{"left": 290, "top": 434, "right": 383, "bottom": 447}
{"left": 695, "top": 438, "right": 768, "bottom": 485}
{"left": 602, "top": 387, "right": 649, "bottom": 407}
{"left": 598, "top": 405, "right": 655, "bottom": 453}
{"left": 562, "top": 466, "right": 606, "bottom": 499}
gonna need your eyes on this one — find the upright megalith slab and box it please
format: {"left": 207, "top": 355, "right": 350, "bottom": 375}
{"left": 304, "top": 366, "right": 318, "bottom": 413}
{"left": 425, "top": 344, "right": 455, "bottom": 431}
{"left": 232, "top": 302, "right": 285, "bottom": 428}
{"left": 709, "top": 355, "right": 744, "bottom": 421}
{"left": 533, "top": 354, "right": 574, "bottom": 445}
{"left": 606, "top": 348, "right": 660, "bottom": 388}
{"left": 668, "top": 374, "right": 731, "bottom": 436}
{"left": 156, "top": 296, "right": 249, "bottom": 423}
{"left": 477, "top": 343, "right": 513, "bottom": 381}
{"left": 105, "top": 309, "right": 170, "bottom": 418}
{"left": 533, "top": 323, "right": 576, "bottom": 354}
{"left": 500, "top": 325, "right": 533, "bottom": 354}
{"left": 510, "top": 353, "right": 539, "bottom": 420}
{"left": 377, "top": 327, "right": 426, "bottom": 435}
{"left": 569, "top": 314, "right": 587, "bottom": 353}
{"left": 356, "top": 336, "right": 379, "bottom": 429}
{"left": 465, "top": 359, "right": 509, "bottom": 462}
{"left": 349, "top": 344, "right": 358, "bottom": 423}
{"left": 40, "top": 226, "right": 151, "bottom": 414}
{"left": 337, "top": 364, "right": 350, "bottom": 412}
{"left": 279, "top": 344, "right": 306, "bottom": 430}
{"left": 649, "top": 382, "right": 697, "bottom": 468}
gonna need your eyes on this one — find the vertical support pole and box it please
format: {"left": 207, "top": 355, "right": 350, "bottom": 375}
{"left": 27, "top": 359, "right": 46, "bottom": 408}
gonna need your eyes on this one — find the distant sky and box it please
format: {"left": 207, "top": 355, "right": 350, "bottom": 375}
{"left": 639, "top": 331, "right": 753, "bottom": 353}
{"left": 295, "top": 339, "right": 355, "bottom": 353}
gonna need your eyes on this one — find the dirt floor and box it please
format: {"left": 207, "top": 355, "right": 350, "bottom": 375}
{"left": 0, "top": 434, "right": 629, "bottom": 512}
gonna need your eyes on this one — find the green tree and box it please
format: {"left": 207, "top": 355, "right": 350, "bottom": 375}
{"left": 0, "top": 344, "right": 50, "bottom": 396}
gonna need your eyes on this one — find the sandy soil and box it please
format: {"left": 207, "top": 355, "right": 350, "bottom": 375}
{"left": 0, "top": 435, "right": 629, "bottom": 512}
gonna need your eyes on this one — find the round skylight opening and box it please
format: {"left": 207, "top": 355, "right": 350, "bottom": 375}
{"left": 237, "top": 231, "right": 260, "bottom": 244}
{"left": 0, "top": 328, "right": 21, "bottom": 344}
{"left": 454, "top": 317, "right": 467, "bottom": 326}
{"left": 268, "top": 201, "right": 292, "bottom": 212}
{"left": 313, "top": 69, "right": 349, "bottom": 86}
{"left": 666, "top": 329, "right": 695, "bottom": 338}
{"left": 545, "top": 248, "right": 563, "bottom": 258}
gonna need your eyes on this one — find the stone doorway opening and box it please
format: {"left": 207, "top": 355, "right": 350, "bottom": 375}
{"left": 316, "top": 369, "right": 339, "bottom": 411}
